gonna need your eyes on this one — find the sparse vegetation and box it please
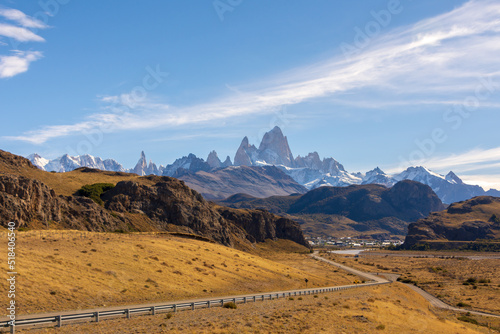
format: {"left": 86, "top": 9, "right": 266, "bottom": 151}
{"left": 76, "top": 183, "right": 115, "bottom": 205}
{"left": 457, "top": 315, "right": 478, "bottom": 325}
{"left": 223, "top": 302, "right": 237, "bottom": 309}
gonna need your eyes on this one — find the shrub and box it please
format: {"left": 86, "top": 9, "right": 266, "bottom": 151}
{"left": 77, "top": 183, "right": 115, "bottom": 205}
{"left": 376, "top": 324, "right": 386, "bottom": 330}
{"left": 314, "top": 295, "right": 319, "bottom": 298}
{"left": 289, "top": 297, "right": 294, "bottom": 301}
{"left": 166, "top": 313, "right": 173, "bottom": 319}
{"left": 457, "top": 316, "right": 478, "bottom": 325}
{"left": 456, "top": 302, "right": 471, "bottom": 308}
{"left": 223, "top": 302, "right": 237, "bottom": 309}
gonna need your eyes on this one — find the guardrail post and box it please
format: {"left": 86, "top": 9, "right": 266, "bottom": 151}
{"left": 262, "top": 295, "right": 265, "bottom": 301}
{"left": 126, "top": 309, "right": 131, "bottom": 319}
{"left": 207, "top": 300, "right": 211, "bottom": 308}
{"left": 95, "top": 312, "right": 100, "bottom": 322}
{"left": 151, "top": 306, "right": 156, "bottom": 315}
{"left": 173, "top": 304, "right": 177, "bottom": 313}
{"left": 191, "top": 303, "right": 195, "bottom": 311}
{"left": 10, "top": 324, "right": 14, "bottom": 334}
{"left": 253, "top": 296, "right": 256, "bottom": 302}
{"left": 243, "top": 297, "right": 247, "bottom": 304}
{"left": 56, "top": 315, "right": 62, "bottom": 327}
{"left": 233, "top": 298, "right": 236, "bottom": 305}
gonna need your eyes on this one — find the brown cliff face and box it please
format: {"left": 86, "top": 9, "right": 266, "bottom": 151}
{"left": 403, "top": 196, "right": 500, "bottom": 249}
{"left": 0, "top": 174, "right": 126, "bottom": 231}
{"left": 102, "top": 176, "right": 246, "bottom": 246}
{"left": 217, "top": 207, "right": 309, "bottom": 247}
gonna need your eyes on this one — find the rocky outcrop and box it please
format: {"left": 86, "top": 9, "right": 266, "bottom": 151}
{"left": 0, "top": 174, "right": 126, "bottom": 231}
{"left": 103, "top": 176, "right": 246, "bottom": 246}
{"left": 217, "top": 207, "right": 308, "bottom": 247}
{"left": 403, "top": 196, "right": 500, "bottom": 249}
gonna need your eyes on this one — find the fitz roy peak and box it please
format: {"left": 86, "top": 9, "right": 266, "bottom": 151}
{"left": 234, "top": 126, "right": 294, "bottom": 167}
{"left": 27, "top": 126, "right": 500, "bottom": 203}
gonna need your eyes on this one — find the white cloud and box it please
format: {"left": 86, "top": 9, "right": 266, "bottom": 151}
{"left": 0, "top": 7, "right": 48, "bottom": 78}
{"left": 0, "top": 23, "right": 45, "bottom": 42}
{"left": 422, "top": 147, "right": 500, "bottom": 172}
{"left": 0, "top": 50, "right": 42, "bottom": 78}
{"left": 0, "top": 8, "right": 47, "bottom": 29}
{"left": 6, "top": 0, "right": 500, "bottom": 143}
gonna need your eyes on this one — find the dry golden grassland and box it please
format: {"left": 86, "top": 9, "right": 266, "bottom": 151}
{"left": 0, "top": 231, "right": 352, "bottom": 315}
{"left": 0, "top": 162, "right": 141, "bottom": 196}
{"left": 324, "top": 250, "right": 500, "bottom": 314}
{"left": 28, "top": 284, "right": 492, "bottom": 334}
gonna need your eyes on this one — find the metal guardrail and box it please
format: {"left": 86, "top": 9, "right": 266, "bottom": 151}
{"left": 1, "top": 281, "right": 389, "bottom": 332}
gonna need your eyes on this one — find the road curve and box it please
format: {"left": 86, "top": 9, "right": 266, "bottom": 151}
{"left": 311, "top": 252, "right": 389, "bottom": 284}
{"left": 315, "top": 251, "right": 500, "bottom": 319}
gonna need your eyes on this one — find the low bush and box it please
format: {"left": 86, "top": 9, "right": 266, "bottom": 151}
{"left": 457, "top": 316, "right": 478, "bottom": 325}
{"left": 77, "top": 183, "right": 115, "bottom": 205}
{"left": 223, "top": 302, "right": 237, "bottom": 309}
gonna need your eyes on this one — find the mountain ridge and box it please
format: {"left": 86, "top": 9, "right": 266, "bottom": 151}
{"left": 27, "top": 127, "right": 499, "bottom": 203}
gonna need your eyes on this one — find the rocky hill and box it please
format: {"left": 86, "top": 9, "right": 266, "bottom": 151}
{"left": 402, "top": 196, "right": 500, "bottom": 251}
{"left": 220, "top": 180, "right": 444, "bottom": 239}
{"left": 0, "top": 149, "right": 308, "bottom": 249}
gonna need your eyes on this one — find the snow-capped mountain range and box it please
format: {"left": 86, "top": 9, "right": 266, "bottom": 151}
{"left": 28, "top": 126, "right": 500, "bottom": 203}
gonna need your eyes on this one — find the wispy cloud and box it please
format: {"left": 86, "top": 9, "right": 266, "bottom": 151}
{"left": 422, "top": 147, "right": 500, "bottom": 172}
{"left": 0, "top": 23, "right": 45, "bottom": 42}
{"left": 6, "top": 0, "right": 500, "bottom": 143}
{"left": 0, "top": 7, "right": 47, "bottom": 78}
{"left": 0, "top": 7, "right": 47, "bottom": 29}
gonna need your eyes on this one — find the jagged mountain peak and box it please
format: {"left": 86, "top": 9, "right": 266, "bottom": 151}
{"left": 257, "top": 126, "right": 295, "bottom": 167}
{"left": 207, "top": 150, "right": 222, "bottom": 168}
{"left": 445, "top": 171, "right": 464, "bottom": 185}
{"left": 371, "top": 167, "right": 385, "bottom": 175}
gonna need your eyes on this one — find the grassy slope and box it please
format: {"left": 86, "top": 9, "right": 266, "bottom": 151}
{"left": 0, "top": 231, "right": 351, "bottom": 315}
{"left": 0, "top": 161, "right": 146, "bottom": 197}
{"left": 32, "top": 284, "right": 490, "bottom": 334}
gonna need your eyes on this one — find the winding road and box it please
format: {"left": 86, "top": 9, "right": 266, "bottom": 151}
{"left": 1, "top": 252, "right": 498, "bottom": 332}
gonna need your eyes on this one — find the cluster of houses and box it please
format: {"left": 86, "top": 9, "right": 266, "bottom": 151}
{"left": 306, "top": 236, "right": 403, "bottom": 248}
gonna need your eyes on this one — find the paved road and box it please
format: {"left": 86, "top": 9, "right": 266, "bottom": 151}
{"left": 318, "top": 252, "right": 500, "bottom": 319}
{"left": 403, "top": 283, "right": 500, "bottom": 319}
{"left": 311, "top": 252, "right": 389, "bottom": 284}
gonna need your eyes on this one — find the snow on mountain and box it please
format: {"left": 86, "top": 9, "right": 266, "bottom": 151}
{"left": 26, "top": 126, "right": 499, "bottom": 204}
{"left": 393, "top": 166, "right": 486, "bottom": 203}
{"left": 27, "top": 153, "right": 49, "bottom": 170}
{"left": 361, "top": 167, "right": 396, "bottom": 188}
{"left": 28, "top": 154, "right": 126, "bottom": 173}
{"left": 162, "top": 153, "right": 211, "bottom": 177}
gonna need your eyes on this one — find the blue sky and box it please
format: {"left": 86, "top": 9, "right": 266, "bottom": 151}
{"left": 1, "top": 0, "right": 500, "bottom": 189}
